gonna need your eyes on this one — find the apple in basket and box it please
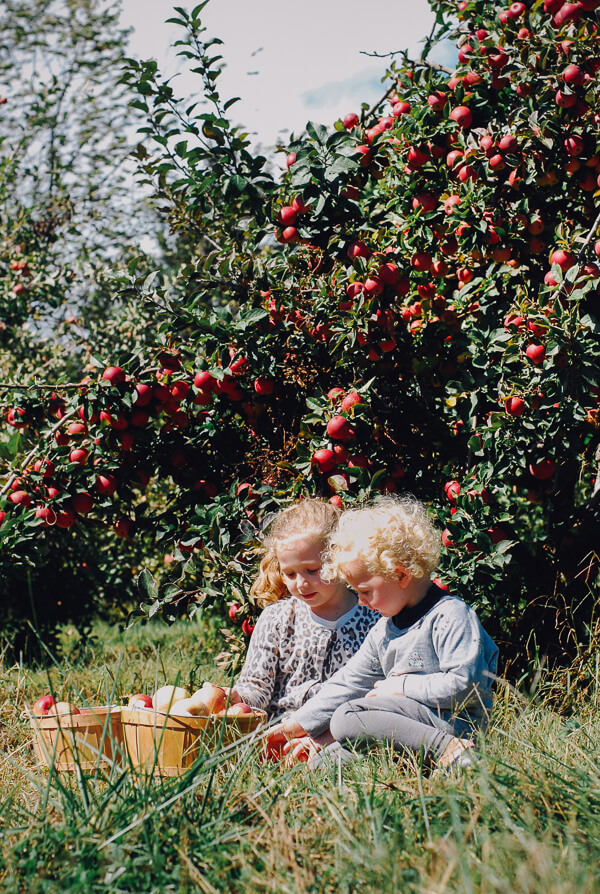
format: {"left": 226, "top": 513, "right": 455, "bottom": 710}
{"left": 127, "top": 693, "right": 153, "bottom": 709}
{"left": 48, "top": 702, "right": 80, "bottom": 716}
{"left": 215, "top": 702, "right": 255, "bottom": 717}
{"left": 153, "top": 685, "right": 191, "bottom": 713}
{"left": 31, "top": 695, "right": 56, "bottom": 715}
{"left": 195, "top": 682, "right": 227, "bottom": 713}
{"left": 225, "top": 703, "right": 254, "bottom": 717}
{"left": 168, "top": 693, "right": 211, "bottom": 717}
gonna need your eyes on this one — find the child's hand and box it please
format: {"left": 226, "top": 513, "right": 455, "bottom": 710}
{"left": 284, "top": 728, "right": 335, "bottom": 764}
{"left": 266, "top": 718, "right": 307, "bottom": 747}
{"left": 282, "top": 736, "right": 321, "bottom": 764}
{"left": 263, "top": 718, "right": 309, "bottom": 762}
{"left": 222, "top": 687, "right": 242, "bottom": 705}
{"left": 366, "top": 677, "right": 405, "bottom": 698}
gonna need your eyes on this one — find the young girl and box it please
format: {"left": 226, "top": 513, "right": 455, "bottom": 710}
{"left": 229, "top": 499, "right": 378, "bottom": 718}
{"left": 267, "top": 495, "right": 498, "bottom": 769}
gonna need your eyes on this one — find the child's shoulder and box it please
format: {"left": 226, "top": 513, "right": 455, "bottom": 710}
{"left": 258, "top": 597, "right": 295, "bottom": 620}
{"left": 427, "top": 592, "right": 492, "bottom": 637}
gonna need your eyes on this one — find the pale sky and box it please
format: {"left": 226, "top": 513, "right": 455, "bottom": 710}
{"left": 120, "top": 0, "right": 442, "bottom": 157}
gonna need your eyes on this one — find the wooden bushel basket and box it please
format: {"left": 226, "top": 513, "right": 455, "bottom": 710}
{"left": 120, "top": 708, "right": 267, "bottom": 776}
{"left": 29, "top": 705, "right": 123, "bottom": 772}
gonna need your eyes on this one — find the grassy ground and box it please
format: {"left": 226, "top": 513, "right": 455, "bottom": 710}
{"left": 1, "top": 615, "right": 599, "bottom": 893}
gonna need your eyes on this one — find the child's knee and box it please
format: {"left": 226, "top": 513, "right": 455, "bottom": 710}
{"left": 330, "top": 701, "right": 355, "bottom": 742}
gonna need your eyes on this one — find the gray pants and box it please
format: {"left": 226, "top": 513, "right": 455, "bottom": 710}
{"left": 310, "top": 695, "right": 462, "bottom": 769}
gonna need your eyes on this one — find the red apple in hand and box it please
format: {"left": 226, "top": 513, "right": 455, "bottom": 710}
{"left": 31, "top": 695, "right": 55, "bottom": 715}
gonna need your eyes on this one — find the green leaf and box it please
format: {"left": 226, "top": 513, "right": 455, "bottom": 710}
{"left": 138, "top": 568, "right": 158, "bottom": 600}
{"left": 306, "top": 121, "right": 329, "bottom": 145}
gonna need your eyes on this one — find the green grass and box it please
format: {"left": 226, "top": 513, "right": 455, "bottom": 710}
{"left": 1, "top": 616, "right": 600, "bottom": 893}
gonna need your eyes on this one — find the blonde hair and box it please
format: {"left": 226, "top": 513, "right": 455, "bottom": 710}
{"left": 250, "top": 499, "right": 341, "bottom": 607}
{"left": 322, "top": 495, "right": 440, "bottom": 582}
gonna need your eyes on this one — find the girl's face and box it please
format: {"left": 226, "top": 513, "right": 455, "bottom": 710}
{"left": 277, "top": 536, "right": 344, "bottom": 613}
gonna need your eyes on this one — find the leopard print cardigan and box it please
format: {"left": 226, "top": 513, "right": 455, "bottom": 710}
{"left": 233, "top": 596, "right": 378, "bottom": 717}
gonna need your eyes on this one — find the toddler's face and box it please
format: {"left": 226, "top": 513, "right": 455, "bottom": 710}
{"left": 277, "top": 537, "right": 343, "bottom": 612}
{"left": 342, "top": 559, "right": 414, "bottom": 617}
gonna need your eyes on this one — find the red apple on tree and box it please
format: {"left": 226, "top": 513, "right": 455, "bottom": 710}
{"left": 505, "top": 397, "right": 525, "bottom": 416}
{"left": 450, "top": 106, "right": 473, "bottom": 128}
{"left": 326, "top": 416, "right": 356, "bottom": 442}
{"left": 529, "top": 458, "right": 556, "bottom": 480}
{"left": 101, "top": 366, "right": 126, "bottom": 386}
{"left": 340, "top": 392, "right": 364, "bottom": 413}
{"left": 526, "top": 344, "right": 546, "bottom": 365}
{"left": 311, "top": 448, "right": 337, "bottom": 474}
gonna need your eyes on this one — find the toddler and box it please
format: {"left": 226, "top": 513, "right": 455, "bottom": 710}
{"left": 230, "top": 499, "right": 378, "bottom": 717}
{"left": 267, "top": 495, "right": 498, "bottom": 769}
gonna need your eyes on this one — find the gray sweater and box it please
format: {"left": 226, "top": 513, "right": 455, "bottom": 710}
{"left": 293, "top": 590, "right": 498, "bottom": 736}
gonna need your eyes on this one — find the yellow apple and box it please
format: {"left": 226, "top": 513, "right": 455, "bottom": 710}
{"left": 153, "top": 685, "right": 190, "bottom": 713}
{"left": 169, "top": 697, "right": 209, "bottom": 717}
{"left": 48, "top": 701, "right": 80, "bottom": 716}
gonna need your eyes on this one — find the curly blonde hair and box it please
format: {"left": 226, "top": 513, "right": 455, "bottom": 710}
{"left": 250, "top": 499, "right": 342, "bottom": 607}
{"left": 322, "top": 495, "right": 440, "bottom": 582}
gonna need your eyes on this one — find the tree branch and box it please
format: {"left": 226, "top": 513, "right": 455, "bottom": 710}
{"left": 0, "top": 407, "right": 78, "bottom": 497}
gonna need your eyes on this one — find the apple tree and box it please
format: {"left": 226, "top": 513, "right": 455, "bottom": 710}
{"left": 2, "top": 0, "right": 600, "bottom": 682}
{"left": 0, "top": 0, "right": 196, "bottom": 655}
